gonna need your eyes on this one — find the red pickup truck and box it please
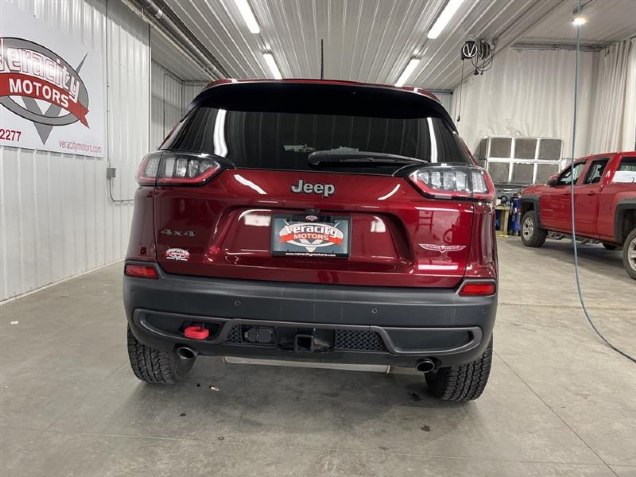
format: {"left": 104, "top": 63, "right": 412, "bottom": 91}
{"left": 520, "top": 152, "right": 636, "bottom": 279}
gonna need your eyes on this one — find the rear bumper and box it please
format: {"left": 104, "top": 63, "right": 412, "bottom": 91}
{"left": 124, "top": 262, "right": 497, "bottom": 367}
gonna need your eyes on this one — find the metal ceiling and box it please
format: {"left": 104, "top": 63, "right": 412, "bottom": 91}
{"left": 152, "top": 0, "right": 636, "bottom": 89}
{"left": 519, "top": 0, "right": 636, "bottom": 46}
{"left": 150, "top": 28, "right": 210, "bottom": 80}
{"left": 159, "top": 0, "right": 558, "bottom": 89}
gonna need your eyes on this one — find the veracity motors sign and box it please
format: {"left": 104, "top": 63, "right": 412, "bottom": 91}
{"left": 0, "top": 38, "right": 90, "bottom": 127}
{"left": 0, "top": 4, "right": 104, "bottom": 156}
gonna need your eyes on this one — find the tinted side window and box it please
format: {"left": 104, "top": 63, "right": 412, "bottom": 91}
{"left": 618, "top": 157, "right": 636, "bottom": 172}
{"left": 583, "top": 159, "right": 609, "bottom": 184}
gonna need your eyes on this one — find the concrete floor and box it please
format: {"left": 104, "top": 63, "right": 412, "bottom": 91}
{"left": 1, "top": 238, "right": 635, "bottom": 477}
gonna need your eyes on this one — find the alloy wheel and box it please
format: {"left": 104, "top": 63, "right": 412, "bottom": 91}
{"left": 628, "top": 237, "right": 636, "bottom": 271}
{"left": 522, "top": 217, "right": 534, "bottom": 240}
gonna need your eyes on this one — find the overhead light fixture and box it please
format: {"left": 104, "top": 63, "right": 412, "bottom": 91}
{"left": 427, "top": 0, "right": 465, "bottom": 39}
{"left": 395, "top": 58, "right": 420, "bottom": 87}
{"left": 263, "top": 52, "right": 283, "bottom": 79}
{"left": 572, "top": 16, "right": 587, "bottom": 26}
{"left": 234, "top": 0, "right": 260, "bottom": 34}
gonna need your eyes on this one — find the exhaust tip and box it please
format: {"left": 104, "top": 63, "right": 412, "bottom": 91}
{"left": 176, "top": 346, "right": 197, "bottom": 360}
{"left": 416, "top": 359, "right": 435, "bottom": 373}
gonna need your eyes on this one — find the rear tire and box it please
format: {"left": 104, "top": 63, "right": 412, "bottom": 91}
{"left": 623, "top": 229, "right": 636, "bottom": 280}
{"left": 426, "top": 337, "right": 493, "bottom": 402}
{"left": 521, "top": 211, "right": 547, "bottom": 247}
{"left": 127, "top": 326, "right": 194, "bottom": 384}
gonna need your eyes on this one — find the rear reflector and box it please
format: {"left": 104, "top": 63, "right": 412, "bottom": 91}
{"left": 125, "top": 264, "right": 159, "bottom": 279}
{"left": 459, "top": 282, "right": 496, "bottom": 296}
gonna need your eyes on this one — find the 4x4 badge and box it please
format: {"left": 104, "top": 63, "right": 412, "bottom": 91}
{"left": 161, "top": 229, "right": 195, "bottom": 237}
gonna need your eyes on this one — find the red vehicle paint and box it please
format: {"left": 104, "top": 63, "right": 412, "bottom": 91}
{"left": 520, "top": 152, "right": 636, "bottom": 279}
{"left": 124, "top": 79, "right": 499, "bottom": 402}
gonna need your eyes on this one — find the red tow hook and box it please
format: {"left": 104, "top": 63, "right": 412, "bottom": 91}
{"left": 184, "top": 325, "right": 210, "bottom": 340}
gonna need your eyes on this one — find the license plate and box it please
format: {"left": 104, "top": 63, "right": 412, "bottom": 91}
{"left": 271, "top": 214, "right": 350, "bottom": 257}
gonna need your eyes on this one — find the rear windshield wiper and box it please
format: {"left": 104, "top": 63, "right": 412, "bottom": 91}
{"left": 308, "top": 149, "right": 428, "bottom": 167}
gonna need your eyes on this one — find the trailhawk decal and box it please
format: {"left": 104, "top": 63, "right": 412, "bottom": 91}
{"left": 165, "top": 248, "right": 190, "bottom": 261}
{"left": 0, "top": 4, "right": 104, "bottom": 156}
{"left": 271, "top": 216, "right": 350, "bottom": 257}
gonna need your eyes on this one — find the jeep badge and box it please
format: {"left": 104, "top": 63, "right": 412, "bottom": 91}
{"left": 291, "top": 179, "right": 335, "bottom": 198}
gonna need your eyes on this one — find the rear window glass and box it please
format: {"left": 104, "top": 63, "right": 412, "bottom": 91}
{"left": 613, "top": 157, "right": 636, "bottom": 183}
{"left": 163, "top": 107, "right": 471, "bottom": 174}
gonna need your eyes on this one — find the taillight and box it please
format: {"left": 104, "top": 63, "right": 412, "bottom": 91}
{"left": 136, "top": 152, "right": 222, "bottom": 186}
{"left": 136, "top": 153, "right": 161, "bottom": 186}
{"left": 409, "top": 165, "right": 495, "bottom": 201}
{"left": 124, "top": 264, "right": 159, "bottom": 279}
{"left": 459, "top": 281, "right": 496, "bottom": 296}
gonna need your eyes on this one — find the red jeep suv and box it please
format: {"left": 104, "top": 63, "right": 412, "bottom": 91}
{"left": 124, "top": 80, "right": 498, "bottom": 402}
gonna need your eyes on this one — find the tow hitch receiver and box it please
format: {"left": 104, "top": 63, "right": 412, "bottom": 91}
{"left": 294, "top": 334, "right": 314, "bottom": 351}
{"left": 292, "top": 329, "right": 333, "bottom": 352}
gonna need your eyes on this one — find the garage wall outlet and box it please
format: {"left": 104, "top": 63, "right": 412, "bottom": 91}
{"left": 106, "top": 167, "right": 117, "bottom": 179}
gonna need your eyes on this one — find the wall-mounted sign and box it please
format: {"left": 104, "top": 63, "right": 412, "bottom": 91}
{"left": 0, "top": 3, "right": 105, "bottom": 157}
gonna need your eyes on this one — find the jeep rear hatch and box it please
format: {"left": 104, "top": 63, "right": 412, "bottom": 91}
{"left": 143, "top": 81, "right": 493, "bottom": 288}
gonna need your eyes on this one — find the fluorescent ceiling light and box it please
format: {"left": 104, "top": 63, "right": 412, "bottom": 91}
{"left": 572, "top": 16, "right": 587, "bottom": 26}
{"left": 263, "top": 53, "right": 283, "bottom": 79}
{"left": 234, "top": 0, "right": 260, "bottom": 34}
{"left": 427, "top": 0, "right": 464, "bottom": 39}
{"left": 395, "top": 58, "right": 420, "bottom": 87}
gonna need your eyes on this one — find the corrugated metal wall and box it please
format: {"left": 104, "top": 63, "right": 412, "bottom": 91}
{"left": 0, "top": 0, "right": 150, "bottom": 301}
{"left": 151, "top": 62, "right": 183, "bottom": 150}
{"left": 149, "top": 66, "right": 208, "bottom": 150}
{"left": 433, "top": 92, "right": 452, "bottom": 115}
{"left": 182, "top": 82, "right": 208, "bottom": 110}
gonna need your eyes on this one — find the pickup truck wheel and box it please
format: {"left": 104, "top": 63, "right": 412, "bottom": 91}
{"left": 521, "top": 211, "right": 547, "bottom": 247}
{"left": 425, "top": 337, "right": 493, "bottom": 402}
{"left": 127, "top": 326, "right": 194, "bottom": 384}
{"left": 623, "top": 229, "right": 636, "bottom": 280}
